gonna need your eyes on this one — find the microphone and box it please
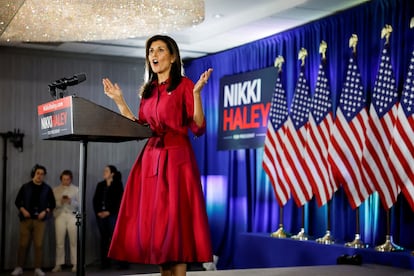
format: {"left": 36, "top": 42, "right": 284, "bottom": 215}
{"left": 49, "top": 73, "right": 87, "bottom": 90}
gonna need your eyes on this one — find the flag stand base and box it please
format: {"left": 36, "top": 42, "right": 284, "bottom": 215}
{"left": 345, "top": 234, "right": 366, "bottom": 248}
{"left": 316, "top": 230, "right": 334, "bottom": 244}
{"left": 271, "top": 224, "right": 287, "bottom": 238}
{"left": 291, "top": 228, "right": 308, "bottom": 241}
{"left": 375, "top": 235, "right": 404, "bottom": 252}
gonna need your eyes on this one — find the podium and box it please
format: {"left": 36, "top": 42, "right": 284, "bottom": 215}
{"left": 37, "top": 96, "right": 152, "bottom": 276}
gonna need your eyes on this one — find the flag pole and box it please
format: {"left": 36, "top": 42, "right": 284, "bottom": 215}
{"left": 291, "top": 48, "right": 309, "bottom": 241}
{"left": 291, "top": 205, "right": 308, "bottom": 240}
{"left": 271, "top": 206, "right": 287, "bottom": 238}
{"left": 316, "top": 199, "right": 334, "bottom": 244}
{"left": 371, "top": 25, "right": 403, "bottom": 252}
{"left": 345, "top": 206, "right": 366, "bottom": 248}
{"left": 344, "top": 34, "right": 365, "bottom": 248}
{"left": 315, "top": 41, "right": 334, "bottom": 245}
{"left": 374, "top": 207, "right": 403, "bottom": 252}
{"left": 269, "top": 55, "right": 287, "bottom": 239}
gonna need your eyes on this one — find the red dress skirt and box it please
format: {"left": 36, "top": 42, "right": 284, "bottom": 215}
{"left": 108, "top": 77, "right": 213, "bottom": 264}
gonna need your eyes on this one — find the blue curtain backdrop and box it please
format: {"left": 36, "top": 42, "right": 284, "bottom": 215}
{"left": 184, "top": 0, "right": 414, "bottom": 269}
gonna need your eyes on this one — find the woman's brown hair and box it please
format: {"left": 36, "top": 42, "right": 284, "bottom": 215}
{"left": 140, "top": 35, "right": 184, "bottom": 99}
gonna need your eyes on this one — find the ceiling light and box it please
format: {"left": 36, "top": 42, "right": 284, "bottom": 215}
{"left": 0, "top": 0, "right": 205, "bottom": 42}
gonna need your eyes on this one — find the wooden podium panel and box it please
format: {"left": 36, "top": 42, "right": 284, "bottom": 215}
{"left": 37, "top": 96, "right": 153, "bottom": 142}
{"left": 37, "top": 95, "right": 153, "bottom": 276}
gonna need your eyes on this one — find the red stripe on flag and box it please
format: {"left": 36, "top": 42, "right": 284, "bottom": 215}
{"left": 389, "top": 108, "right": 414, "bottom": 211}
{"left": 263, "top": 123, "right": 290, "bottom": 206}
{"left": 283, "top": 119, "right": 313, "bottom": 206}
{"left": 329, "top": 109, "right": 370, "bottom": 209}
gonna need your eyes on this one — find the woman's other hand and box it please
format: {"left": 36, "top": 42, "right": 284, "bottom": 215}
{"left": 194, "top": 68, "right": 213, "bottom": 95}
{"left": 102, "top": 78, "right": 137, "bottom": 121}
{"left": 103, "top": 78, "right": 123, "bottom": 103}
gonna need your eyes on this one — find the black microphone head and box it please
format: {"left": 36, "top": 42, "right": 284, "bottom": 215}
{"left": 75, "top": 73, "right": 86, "bottom": 83}
{"left": 48, "top": 73, "right": 87, "bottom": 95}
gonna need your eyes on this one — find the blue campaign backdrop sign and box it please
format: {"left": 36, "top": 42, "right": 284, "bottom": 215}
{"left": 218, "top": 66, "right": 277, "bottom": 150}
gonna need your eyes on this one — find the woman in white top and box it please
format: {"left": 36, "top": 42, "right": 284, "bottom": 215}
{"left": 51, "top": 170, "right": 79, "bottom": 273}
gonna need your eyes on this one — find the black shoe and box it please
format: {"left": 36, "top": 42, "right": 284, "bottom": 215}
{"left": 337, "top": 254, "right": 362, "bottom": 265}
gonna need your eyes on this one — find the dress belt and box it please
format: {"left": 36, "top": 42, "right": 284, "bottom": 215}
{"left": 150, "top": 132, "right": 189, "bottom": 149}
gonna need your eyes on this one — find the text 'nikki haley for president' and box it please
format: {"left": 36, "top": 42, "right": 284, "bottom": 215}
{"left": 218, "top": 67, "right": 276, "bottom": 150}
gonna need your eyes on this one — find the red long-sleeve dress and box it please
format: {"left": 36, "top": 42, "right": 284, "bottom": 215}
{"left": 108, "top": 77, "right": 213, "bottom": 264}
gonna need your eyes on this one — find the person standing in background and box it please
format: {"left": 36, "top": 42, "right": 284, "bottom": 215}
{"left": 11, "top": 164, "right": 56, "bottom": 276}
{"left": 51, "top": 170, "right": 79, "bottom": 273}
{"left": 93, "top": 165, "right": 125, "bottom": 269}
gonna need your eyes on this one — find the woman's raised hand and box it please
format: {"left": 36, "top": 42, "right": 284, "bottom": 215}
{"left": 102, "top": 78, "right": 123, "bottom": 103}
{"left": 194, "top": 68, "right": 213, "bottom": 95}
{"left": 102, "top": 78, "right": 136, "bottom": 120}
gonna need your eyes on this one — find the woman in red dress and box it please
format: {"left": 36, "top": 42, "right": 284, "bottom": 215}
{"left": 102, "top": 35, "right": 213, "bottom": 276}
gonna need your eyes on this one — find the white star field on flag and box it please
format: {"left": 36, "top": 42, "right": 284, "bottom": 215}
{"left": 290, "top": 71, "right": 312, "bottom": 129}
{"left": 340, "top": 57, "right": 366, "bottom": 121}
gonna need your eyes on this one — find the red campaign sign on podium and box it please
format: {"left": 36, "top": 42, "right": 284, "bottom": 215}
{"left": 218, "top": 66, "right": 276, "bottom": 150}
{"left": 37, "top": 96, "right": 73, "bottom": 139}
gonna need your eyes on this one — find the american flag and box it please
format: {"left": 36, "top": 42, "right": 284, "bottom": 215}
{"left": 388, "top": 47, "right": 414, "bottom": 211}
{"left": 263, "top": 71, "right": 290, "bottom": 206}
{"left": 282, "top": 68, "right": 313, "bottom": 206}
{"left": 304, "top": 61, "right": 336, "bottom": 207}
{"left": 328, "top": 52, "right": 370, "bottom": 209}
{"left": 361, "top": 45, "right": 400, "bottom": 210}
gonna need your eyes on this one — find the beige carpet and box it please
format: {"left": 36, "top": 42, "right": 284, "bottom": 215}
{"left": 2, "top": 264, "right": 413, "bottom": 276}
{"left": 127, "top": 265, "right": 414, "bottom": 276}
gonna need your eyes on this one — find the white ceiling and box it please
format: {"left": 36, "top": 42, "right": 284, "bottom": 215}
{"left": 1, "top": 0, "right": 369, "bottom": 59}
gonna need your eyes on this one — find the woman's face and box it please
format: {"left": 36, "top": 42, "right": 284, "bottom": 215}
{"left": 148, "top": 40, "right": 175, "bottom": 77}
{"left": 103, "top": 167, "right": 113, "bottom": 181}
{"left": 61, "top": 175, "right": 72, "bottom": 186}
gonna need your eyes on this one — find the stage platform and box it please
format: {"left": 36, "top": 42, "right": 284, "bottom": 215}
{"left": 233, "top": 232, "right": 414, "bottom": 270}
{"left": 5, "top": 264, "right": 408, "bottom": 276}
{"left": 3, "top": 233, "right": 414, "bottom": 276}
{"left": 140, "top": 265, "right": 413, "bottom": 276}
{"left": 2, "top": 263, "right": 413, "bottom": 276}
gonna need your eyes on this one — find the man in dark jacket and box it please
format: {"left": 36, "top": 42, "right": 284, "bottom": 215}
{"left": 11, "top": 164, "right": 56, "bottom": 276}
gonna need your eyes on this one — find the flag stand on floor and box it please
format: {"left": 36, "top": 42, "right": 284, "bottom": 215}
{"left": 375, "top": 209, "right": 403, "bottom": 252}
{"left": 316, "top": 200, "right": 334, "bottom": 244}
{"left": 271, "top": 206, "right": 287, "bottom": 238}
{"left": 291, "top": 206, "right": 308, "bottom": 241}
{"left": 345, "top": 206, "right": 366, "bottom": 248}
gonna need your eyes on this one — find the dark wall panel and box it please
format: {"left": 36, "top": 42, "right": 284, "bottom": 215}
{"left": 0, "top": 46, "right": 147, "bottom": 269}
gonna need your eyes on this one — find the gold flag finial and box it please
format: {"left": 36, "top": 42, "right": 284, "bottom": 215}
{"left": 298, "top": 48, "right": 308, "bottom": 66}
{"left": 274, "top": 55, "right": 285, "bottom": 72}
{"left": 410, "top": 17, "right": 414, "bottom": 28}
{"left": 319, "top": 40, "right": 327, "bottom": 60}
{"left": 381, "top": 24, "right": 393, "bottom": 45}
{"left": 349, "top": 34, "right": 358, "bottom": 53}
